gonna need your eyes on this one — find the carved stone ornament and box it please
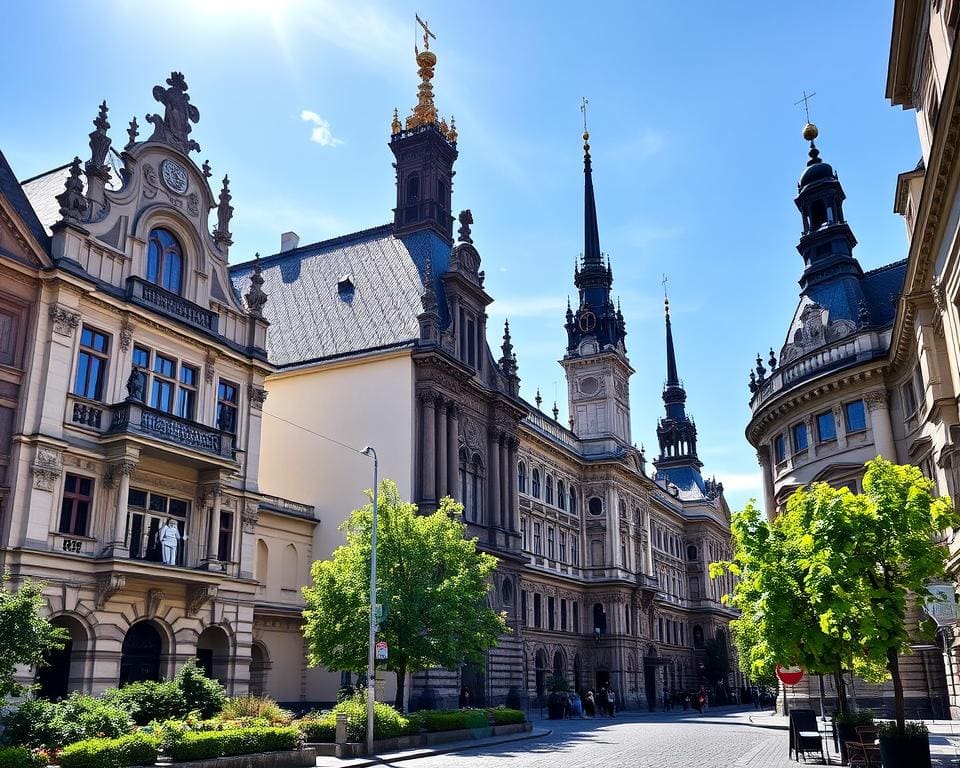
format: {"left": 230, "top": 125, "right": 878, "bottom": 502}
{"left": 205, "top": 350, "right": 217, "bottom": 384}
{"left": 95, "top": 573, "right": 126, "bottom": 609}
{"left": 119, "top": 318, "right": 133, "bottom": 352}
{"left": 186, "top": 584, "right": 218, "bottom": 615}
{"left": 213, "top": 175, "right": 233, "bottom": 247}
{"left": 104, "top": 460, "right": 137, "bottom": 490}
{"left": 933, "top": 273, "right": 947, "bottom": 315}
{"left": 460, "top": 415, "right": 485, "bottom": 457}
{"left": 32, "top": 448, "right": 62, "bottom": 491}
{"left": 247, "top": 385, "right": 267, "bottom": 410}
{"left": 48, "top": 305, "right": 80, "bottom": 337}
{"left": 863, "top": 389, "right": 889, "bottom": 412}
{"left": 457, "top": 209, "right": 473, "bottom": 244}
{"left": 56, "top": 158, "right": 88, "bottom": 223}
{"left": 242, "top": 505, "right": 259, "bottom": 534}
{"left": 146, "top": 588, "right": 164, "bottom": 618}
{"left": 245, "top": 255, "right": 268, "bottom": 316}
{"left": 142, "top": 163, "right": 159, "bottom": 200}
{"left": 146, "top": 72, "right": 201, "bottom": 154}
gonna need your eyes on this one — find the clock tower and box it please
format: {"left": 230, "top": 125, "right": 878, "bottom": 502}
{"left": 561, "top": 128, "right": 632, "bottom": 446}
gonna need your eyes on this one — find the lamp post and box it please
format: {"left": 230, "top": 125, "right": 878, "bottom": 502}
{"left": 361, "top": 446, "right": 378, "bottom": 756}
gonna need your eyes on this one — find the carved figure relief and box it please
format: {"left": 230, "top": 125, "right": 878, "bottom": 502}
{"left": 48, "top": 305, "right": 80, "bottom": 337}
{"left": 32, "top": 447, "right": 62, "bottom": 491}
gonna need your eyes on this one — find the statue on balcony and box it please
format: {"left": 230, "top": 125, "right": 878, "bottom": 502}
{"left": 126, "top": 367, "right": 146, "bottom": 402}
{"left": 158, "top": 518, "right": 186, "bottom": 566}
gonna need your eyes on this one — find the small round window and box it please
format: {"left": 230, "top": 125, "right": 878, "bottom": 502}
{"left": 580, "top": 376, "right": 599, "bottom": 396}
{"left": 588, "top": 496, "right": 603, "bottom": 516}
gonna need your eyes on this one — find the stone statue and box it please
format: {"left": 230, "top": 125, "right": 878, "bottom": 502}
{"left": 126, "top": 367, "right": 145, "bottom": 402}
{"left": 458, "top": 209, "right": 474, "bottom": 244}
{"left": 145, "top": 72, "right": 201, "bottom": 153}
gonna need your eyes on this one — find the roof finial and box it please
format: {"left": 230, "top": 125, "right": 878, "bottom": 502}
{"left": 552, "top": 401, "right": 559, "bottom": 420}
{"left": 535, "top": 388, "right": 542, "bottom": 410}
{"left": 406, "top": 15, "right": 446, "bottom": 137}
{"left": 245, "top": 253, "right": 268, "bottom": 317}
{"left": 87, "top": 101, "right": 112, "bottom": 173}
{"left": 391, "top": 108, "right": 401, "bottom": 135}
{"left": 581, "top": 97, "right": 602, "bottom": 267}
{"left": 125, "top": 116, "right": 139, "bottom": 151}
{"left": 795, "top": 89, "right": 816, "bottom": 124}
{"left": 213, "top": 175, "right": 233, "bottom": 248}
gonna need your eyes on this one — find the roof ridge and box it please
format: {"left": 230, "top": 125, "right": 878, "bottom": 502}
{"left": 19, "top": 161, "right": 73, "bottom": 186}
{"left": 862, "top": 258, "right": 908, "bottom": 277}
{"left": 230, "top": 223, "right": 394, "bottom": 270}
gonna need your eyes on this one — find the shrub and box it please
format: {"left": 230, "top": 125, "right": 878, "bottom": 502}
{"left": 330, "top": 693, "right": 414, "bottom": 741}
{"left": 408, "top": 709, "right": 487, "bottom": 732}
{"left": 876, "top": 720, "right": 929, "bottom": 738}
{"left": 297, "top": 713, "right": 336, "bottom": 742}
{"left": 164, "top": 726, "right": 299, "bottom": 761}
{"left": 1, "top": 693, "right": 132, "bottom": 749}
{"left": 174, "top": 660, "right": 225, "bottom": 719}
{"left": 0, "top": 746, "right": 46, "bottom": 768}
{"left": 102, "top": 680, "right": 181, "bottom": 725}
{"left": 486, "top": 707, "right": 525, "bottom": 725}
{"left": 57, "top": 733, "right": 159, "bottom": 768}
{"left": 220, "top": 695, "right": 290, "bottom": 723}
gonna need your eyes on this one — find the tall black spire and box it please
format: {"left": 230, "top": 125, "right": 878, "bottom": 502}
{"left": 583, "top": 130, "right": 602, "bottom": 268}
{"left": 655, "top": 297, "right": 701, "bottom": 470}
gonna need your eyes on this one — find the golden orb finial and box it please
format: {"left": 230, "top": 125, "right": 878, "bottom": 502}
{"left": 803, "top": 122, "right": 819, "bottom": 142}
{"left": 582, "top": 130, "right": 590, "bottom": 141}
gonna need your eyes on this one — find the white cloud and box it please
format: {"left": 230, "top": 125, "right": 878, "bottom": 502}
{"left": 301, "top": 110, "right": 344, "bottom": 147}
{"left": 713, "top": 472, "right": 763, "bottom": 493}
{"left": 488, "top": 295, "right": 567, "bottom": 319}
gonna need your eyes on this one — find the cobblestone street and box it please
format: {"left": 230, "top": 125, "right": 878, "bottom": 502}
{"left": 356, "top": 708, "right": 960, "bottom": 768}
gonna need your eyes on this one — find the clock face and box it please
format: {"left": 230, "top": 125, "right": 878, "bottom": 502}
{"left": 160, "top": 159, "right": 189, "bottom": 194}
{"left": 579, "top": 311, "right": 597, "bottom": 332}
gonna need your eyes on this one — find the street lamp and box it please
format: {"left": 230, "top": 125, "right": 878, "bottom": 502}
{"left": 361, "top": 446, "right": 378, "bottom": 756}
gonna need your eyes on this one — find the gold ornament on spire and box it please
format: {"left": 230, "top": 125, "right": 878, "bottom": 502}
{"left": 391, "top": 108, "right": 401, "bottom": 135}
{"left": 400, "top": 15, "right": 457, "bottom": 144}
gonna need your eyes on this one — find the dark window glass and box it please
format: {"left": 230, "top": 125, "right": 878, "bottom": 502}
{"left": 176, "top": 364, "right": 198, "bottom": 420}
{"left": 817, "top": 411, "right": 836, "bottom": 442}
{"left": 545, "top": 476, "right": 553, "bottom": 504}
{"left": 548, "top": 596, "right": 555, "bottom": 630}
{"left": 218, "top": 511, "right": 233, "bottom": 561}
{"left": 217, "top": 380, "right": 239, "bottom": 434}
{"left": 547, "top": 526, "right": 555, "bottom": 559}
{"left": 792, "top": 423, "right": 808, "bottom": 452}
{"left": 569, "top": 489, "right": 577, "bottom": 515}
{"left": 73, "top": 327, "right": 109, "bottom": 401}
{"left": 132, "top": 346, "right": 150, "bottom": 369}
{"left": 531, "top": 469, "right": 540, "bottom": 498}
{"left": 147, "top": 228, "right": 184, "bottom": 294}
{"left": 59, "top": 473, "right": 92, "bottom": 536}
{"left": 845, "top": 400, "right": 866, "bottom": 433}
{"left": 533, "top": 523, "right": 541, "bottom": 554}
{"left": 128, "top": 488, "right": 148, "bottom": 508}
{"left": 572, "top": 601, "right": 579, "bottom": 633}
{"left": 561, "top": 599, "right": 567, "bottom": 631}
{"left": 518, "top": 462, "right": 526, "bottom": 493}
{"left": 521, "top": 590, "right": 527, "bottom": 626}
{"left": 533, "top": 593, "right": 542, "bottom": 627}
{"left": 559, "top": 531, "right": 567, "bottom": 563}
{"left": 557, "top": 481, "right": 565, "bottom": 509}
{"left": 588, "top": 497, "right": 603, "bottom": 516}
{"left": 774, "top": 434, "right": 786, "bottom": 463}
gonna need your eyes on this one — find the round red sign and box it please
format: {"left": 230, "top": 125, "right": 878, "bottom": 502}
{"left": 776, "top": 664, "right": 804, "bottom": 686}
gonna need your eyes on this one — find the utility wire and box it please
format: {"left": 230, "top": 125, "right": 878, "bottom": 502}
{"left": 260, "top": 408, "right": 366, "bottom": 457}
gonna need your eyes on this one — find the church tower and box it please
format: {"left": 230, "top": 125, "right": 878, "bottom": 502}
{"left": 654, "top": 297, "right": 704, "bottom": 485}
{"left": 561, "top": 127, "right": 632, "bottom": 445}
{"left": 389, "top": 22, "right": 458, "bottom": 243}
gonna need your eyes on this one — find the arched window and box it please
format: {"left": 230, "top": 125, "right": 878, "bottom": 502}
{"left": 282, "top": 544, "right": 298, "bottom": 590}
{"left": 552, "top": 650, "right": 564, "bottom": 680}
{"left": 460, "top": 450, "right": 484, "bottom": 523}
{"left": 569, "top": 487, "right": 577, "bottom": 515}
{"left": 518, "top": 461, "right": 526, "bottom": 494}
{"left": 532, "top": 469, "right": 541, "bottom": 498}
{"left": 693, "top": 624, "right": 705, "bottom": 649}
{"left": 545, "top": 475, "right": 553, "bottom": 504}
{"left": 535, "top": 650, "right": 547, "bottom": 697}
{"left": 687, "top": 545, "right": 698, "bottom": 561}
{"left": 255, "top": 539, "right": 269, "bottom": 584}
{"left": 406, "top": 174, "right": 420, "bottom": 203}
{"left": 557, "top": 480, "right": 566, "bottom": 510}
{"left": 147, "top": 228, "right": 184, "bottom": 294}
{"left": 593, "top": 603, "right": 606, "bottom": 635}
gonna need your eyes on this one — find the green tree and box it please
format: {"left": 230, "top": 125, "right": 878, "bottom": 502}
{"left": 302, "top": 480, "right": 508, "bottom": 710}
{"left": 0, "top": 577, "right": 67, "bottom": 704}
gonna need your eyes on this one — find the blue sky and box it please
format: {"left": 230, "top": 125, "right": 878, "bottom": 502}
{"left": 1, "top": 1, "right": 919, "bottom": 510}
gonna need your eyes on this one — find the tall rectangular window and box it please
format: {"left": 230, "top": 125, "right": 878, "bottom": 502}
{"left": 845, "top": 399, "right": 867, "bottom": 433}
{"left": 73, "top": 327, "right": 109, "bottom": 401}
{"left": 176, "top": 364, "right": 198, "bottom": 420}
{"left": 902, "top": 380, "right": 918, "bottom": 416}
{"left": 572, "top": 601, "right": 579, "bottom": 633}
{"left": 561, "top": 598, "right": 567, "bottom": 631}
{"left": 60, "top": 474, "right": 93, "bottom": 536}
{"left": 521, "top": 517, "right": 527, "bottom": 550}
{"left": 774, "top": 433, "right": 786, "bottom": 463}
{"left": 816, "top": 411, "right": 836, "bottom": 442}
{"left": 559, "top": 531, "right": 567, "bottom": 563}
{"left": 151, "top": 353, "right": 176, "bottom": 412}
{"left": 548, "top": 596, "right": 555, "bottom": 630}
{"left": 217, "top": 379, "right": 239, "bottom": 434}
{"left": 791, "top": 422, "right": 808, "bottom": 453}
{"left": 218, "top": 510, "right": 233, "bottom": 561}
{"left": 533, "top": 593, "right": 542, "bottom": 627}
{"left": 547, "top": 526, "right": 555, "bottom": 560}
{"left": 521, "top": 591, "right": 527, "bottom": 626}
{"left": 571, "top": 537, "right": 579, "bottom": 566}
{"left": 533, "top": 522, "right": 542, "bottom": 555}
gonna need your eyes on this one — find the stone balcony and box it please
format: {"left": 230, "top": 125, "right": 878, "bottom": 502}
{"left": 126, "top": 276, "right": 219, "bottom": 335}
{"left": 66, "top": 394, "right": 235, "bottom": 463}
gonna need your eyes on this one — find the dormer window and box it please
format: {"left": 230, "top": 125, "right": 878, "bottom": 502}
{"left": 337, "top": 275, "right": 355, "bottom": 299}
{"left": 147, "top": 228, "right": 184, "bottom": 294}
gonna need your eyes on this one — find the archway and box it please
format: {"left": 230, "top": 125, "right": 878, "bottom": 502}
{"left": 249, "top": 642, "right": 269, "bottom": 696}
{"left": 196, "top": 626, "right": 231, "bottom": 686}
{"left": 36, "top": 616, "right": 88, "bottom": 700}
{"left": 552, "top": 649, "right": 564, "bottom": 683}
{"left": 573, "top": 653, "right": 583, "bottom": 694}
{"left": 460, "top": 660, "right": 486, "bottom": 707}
{"left": 120, "top": 621, "right": 163, "bottom": 685}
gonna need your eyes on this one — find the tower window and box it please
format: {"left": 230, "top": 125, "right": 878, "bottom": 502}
{"left": 810, "top": 200, "right": 827, "bottom": 230}
{"left": 588, "top": 496, "right": 603, "bottom": 516}
{"left": 817, "top": 411, "right": 836, "bottom": 442}
{"left": 791, "top": 422, "right": 808, "bottom": 453}
{"left": 406, "top": 174, "right": 420, "bottom": 203}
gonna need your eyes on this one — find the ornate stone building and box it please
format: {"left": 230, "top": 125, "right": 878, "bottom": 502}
{"left": 0, "top": 75, "right": 316, "bottom": 702}
{"left": 231, "top": 32, "right": 738, "bottom": 709}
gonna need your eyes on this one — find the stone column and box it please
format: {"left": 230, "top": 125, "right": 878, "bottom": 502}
{"left": 864, "top": 390, "right": 896, "bottom": 460}
{"left": 205, "top": 486, "right": 223, "bottom": 562}
{"left": 488, "top": 429, "right": 501, "bottom": 529}
{"left": 437, "top": 400, "right": 448, "bottom": 500}
{"left": 508, "top": 438, "right": 519, "bottom": 532}
{"left": 645, "top": 511, "right": 654, "bottom": 575}
{"left": 111, "top": 460, "right": 137, "bottom": 553}
{"left": 447, "top": 405, "right": 459, "bottom": 499}
{"left": 420, "top": 394, "right": 436, "bottom": 504}
{"left": 499, "top": 436, "right": 509, "bottom": 530}
{"left": 757, "top": 447, "right": 777, "bottom": 522}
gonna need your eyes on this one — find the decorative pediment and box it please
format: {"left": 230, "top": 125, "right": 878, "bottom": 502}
{"left": 448, "top": 241, "right": 482, "bottom": 285}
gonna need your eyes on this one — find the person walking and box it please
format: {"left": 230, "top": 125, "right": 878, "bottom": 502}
{"left": 606, "top": 687, "right": 616, "bottom": 718}
{"left": 585, "top": 689, "right": 596, "bottom": 718}
{"left": 696, "top": 686, "right": 706, "bottom": 714}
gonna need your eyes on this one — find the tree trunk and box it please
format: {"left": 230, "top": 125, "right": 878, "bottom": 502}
{"left": 886, "top": 646, "right": 906, "bottom": 734}
{"left": 834, "top": 668, "right": 849, "bottom": 715}
{"left": 394, "top": 660, "right": 407, "bottom": 711}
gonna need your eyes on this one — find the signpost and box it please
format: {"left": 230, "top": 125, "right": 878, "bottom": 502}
{"left": 776, "top": 664, "right": 804, "bottom": 687}
{"left": 376, "top": 640, "right": 388, "bottom": 660}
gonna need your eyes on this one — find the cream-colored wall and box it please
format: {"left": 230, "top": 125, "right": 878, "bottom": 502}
{"left": 259, "top": 351, "right": 415, "bottom": 563}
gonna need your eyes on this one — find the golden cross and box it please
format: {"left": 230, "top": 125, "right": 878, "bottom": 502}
{"left": 794, "top": 90, "right": 816, "bottom": 123}
{"left": 416, "top": 14, "right": 436, "bottom": 50}
{"left": 662, "top": 273, "right": 669, "bottom": 298}
{"left": 581, "top": 97, "right": 589, "bottom": 133}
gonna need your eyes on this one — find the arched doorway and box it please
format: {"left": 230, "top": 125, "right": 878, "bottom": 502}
{"left": 573, "top": 653, "right": 583, "bottom": 694}
{"left": 460, "top": 660, "right": 486, "bottom": 707}
{"left": 120, "top": 621, "right": 163, "bottom": 685}
{"left": 196, "top": 626, "right": 231, "bottom": 686}
{"left": 534, "top": 650, "right": 547, "bottom": 698}
{"left": 36, "top": 616, "right": 88, "bottom": 700}
{"left": 552, "top": 650, "right": 564, "bottom": 683}
{"left": 249, "top": 643, "right": 268, "bottom": 696}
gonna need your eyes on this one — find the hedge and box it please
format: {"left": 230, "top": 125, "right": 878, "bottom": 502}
{"left": 297, "top": 713, "right": 336, "bottom": 742}
{"left": 58, "top": 733, "right": 159, "bottom": 768}
{"left": 408, "top": 708, "right": 489, "bottom": 732}
{"left": 165, "top": 727, "right": 300, "bottom": 762}
{"left": 487, "top": 707, "right": 526, "bottom": 725}
{"left": 0, "top": 747, "right": 45, "bottom": 768}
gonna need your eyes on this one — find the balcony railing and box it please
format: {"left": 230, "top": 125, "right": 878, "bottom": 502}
{"left": 524, "top": 410, "right": 579, "bottom": 450}
{"left": 127, "top": 276, "right": 219, "bottom": 334}
{"left": 108, "top": 401, "right": 235, "bottom": 460}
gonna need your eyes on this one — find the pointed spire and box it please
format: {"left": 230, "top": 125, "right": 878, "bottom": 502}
{"left": 213, "top": 175, "right": 233, "bottom": 248}
{"left": 57, "top": 157, "right": 88, "bottom": 224}
{"left": 500, "top": 319, "right": 514, "bottom": 371}
{"left": 665, "top": 296, "right": 679, "bottom": 387}
{"left": 582, "top": 127, "right": 602, "bottom": 267}
{"left": 125, "top": 116, "right": 139, "bottom": 151}
{"left": 552, "top": 401, "right": 559, "bottom": 420}
{"left": 535, "top": 388, "right": 542, "bottom": 410}
{"left": 391, "top": 108, "right": 401, "bottom": 135}
{"left": 245, "top": 253, "right": 268, "bottom": 317}
{"left": 87, "top": 101, "right": 112, "bottom": 172}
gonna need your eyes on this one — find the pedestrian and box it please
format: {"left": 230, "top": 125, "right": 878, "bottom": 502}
{"left": 585, "top": 689, "right": 596, "bottom": 718}
{"left": 606, "top": 686, "right": 616, "bottom": 718}
{"left": 751, "top": 685, "right": 760, "bottom": 709}
{"left": 662, "top": 685, "right": 670, "bottom": 712}
{"left": 598, "top": 687, "right": 607, "bottom": 717}
{"left": 696, "top": 686, "right": 706, "bottom": 714}
{"left": 683, "top": 693, "right": 691, "bottom": 711}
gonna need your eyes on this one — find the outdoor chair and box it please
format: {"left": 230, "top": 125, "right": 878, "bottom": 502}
{"left": 844, "top": 725, "right": 881, "bottom": 768}
{"left": 789, "top": 709, "right": 826, "bottom": 763}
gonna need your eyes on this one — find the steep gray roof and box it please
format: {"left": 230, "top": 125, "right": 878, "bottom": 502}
{"left": 20, "top": 164, "right": 71, "bottom": 236}
{"left": 230, "top": 226, "right": 451, "bottom": 368}
{"left": 0, "top": 151, "right": 51, "bottom": 250}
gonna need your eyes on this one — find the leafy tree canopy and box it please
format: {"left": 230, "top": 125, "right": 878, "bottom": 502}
{"left": 302, "top": 480, "right": 508, "bottom": 709}
{"left": 0, "top": 577, "right": 67, "bottom": 704}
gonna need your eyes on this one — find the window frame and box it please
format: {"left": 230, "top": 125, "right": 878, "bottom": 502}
{"left": 147, "top": 227, "right": 185, "bottom": 294}
{"left": 816, "top": 410, "right": 836, "bottom": 443}
{"left": 133, "top": 345, "right": 202, "bottom": 421}
{"left": 791, "top": 422, "right": 808, "bottom": 454}
{"left": 73, "top": 326, "right": 110, "bottom": 402}
{"left": 59, "top": 473, "right": 94, "bottom": 536}
{"left": 217, "top": 378, "right": 240, "bottom": 434}
{"left": 531, "top": 468, "right": 541, "bottom": 498}
{"left": 845, "top": 399, "right": 867, "bottom": 434}
{"left": 533, "top": 522, "right": 542, "bottom": 555}
{"left": 774, "top": 433, "right": 787, "bottom": 464}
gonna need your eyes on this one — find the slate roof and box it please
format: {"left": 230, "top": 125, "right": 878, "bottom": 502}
{"left": 230, "top": 226, "right": 452, "bottom": 368}
{"left": 0, "top": 150, "right": 50, "bottom": 250}
{"left": 655, "top": 465, "right": 708, "bottom": 502}
{"left": 20, "top": 164, "right": 72, "bottom": 236}
{"left": 860, "top": 259, "right": 908, "bottom": 327}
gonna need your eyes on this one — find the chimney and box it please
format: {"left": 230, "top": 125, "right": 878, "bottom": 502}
{"left": 280, "top": 231, "right": 300, "bottom": 252}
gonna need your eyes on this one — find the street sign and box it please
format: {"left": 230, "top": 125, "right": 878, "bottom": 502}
{"left": 776, "top": 664, "right": 804, "bottom": 686}
{"left": 924, "top": 582, "right": 958, "bottom": 627}
{"left": 375, "top": 640, "right": 388, "bottom": 660}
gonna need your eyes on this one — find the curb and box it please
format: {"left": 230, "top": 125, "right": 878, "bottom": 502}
{"left": 316, "top": 727, "right": 553, "bottom": 767}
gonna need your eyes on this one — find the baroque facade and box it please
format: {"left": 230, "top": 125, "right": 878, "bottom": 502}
{"left": 745, "top": 0, "right": 960, "bottom": 718}
{"left": 230, "top": 34, "right": 738, "bottom": 709}
{"left": 0, "top": 75, "right": 317, "bottom": 702}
